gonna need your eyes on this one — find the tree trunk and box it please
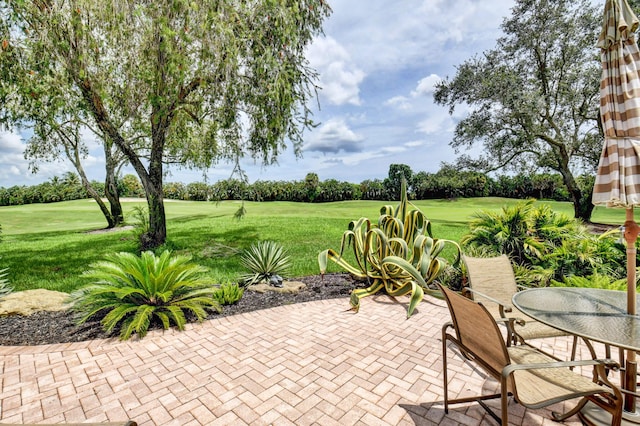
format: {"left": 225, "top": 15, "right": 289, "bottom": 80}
{"left": 104, "top": 171, "right": 123, "bottom": 227}
{"left": 104, "top": 143, "right": 124, "bottom": 226}
{"left": 73, "top": 32, "right": 169, "bottom": 249}
{"left": 80, "top": 174, "right": 116, "bottom": 228}
{"left": 562, "top": 171, "right": 594, "bottom": 222}
{"left": 574, "top": 188, "right": 595, "bottom": 222}
{"left": 63, "top": 129, "right": 116, "bottom": 228}
{"left": 139, "top": 172, "right": 166, "bottom": 251}
{"left": 555, "top": 144, "right": 594, "bottom": 222}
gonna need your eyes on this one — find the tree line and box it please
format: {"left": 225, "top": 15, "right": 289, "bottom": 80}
{"left": 0, "top": 165, "right": 594, "bottom": 207}
{"left": 1, "top": 0, "right": 630, "bottom": 247}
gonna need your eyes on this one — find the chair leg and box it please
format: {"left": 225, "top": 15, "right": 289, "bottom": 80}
{"left": 570, "top": 335, "right": 578, "bottom": 361}
{"left": 568, "top": 335, "right": 579, "bottom": 370}
{"left": 552, "top": 397, "right": 588, "bottom": 421}
{"left": 500, "top": 376, "right": 509, "bottom": 426}
{"left": 442, "top": 328, "right": 449, "bottom": 414}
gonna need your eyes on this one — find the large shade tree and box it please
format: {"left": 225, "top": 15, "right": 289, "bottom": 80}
{"left": 434, "top": 0, "right": 603, "bottom": 221}
{"left": 0, "top": 0, "right": 330, "bottom": 248}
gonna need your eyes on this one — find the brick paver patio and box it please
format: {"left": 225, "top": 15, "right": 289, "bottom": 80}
{"left": 0, "top": 295, "right": 592, "bottom": 425}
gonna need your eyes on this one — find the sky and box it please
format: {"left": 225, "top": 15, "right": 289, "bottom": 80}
{"left": 0, "top": 0, "right": 520, "bottom": 187}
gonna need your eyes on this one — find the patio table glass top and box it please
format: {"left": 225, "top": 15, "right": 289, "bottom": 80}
{"left": 512, "top": 287, "right": 640, "bottom": 352}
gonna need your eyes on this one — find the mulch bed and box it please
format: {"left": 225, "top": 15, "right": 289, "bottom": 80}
{"left": 0, "top": 273, "right": 362, "bottom": 346}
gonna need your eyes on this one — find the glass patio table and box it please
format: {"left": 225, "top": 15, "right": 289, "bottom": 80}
{"left": 513, "top": 287, "right": 640, "bottom": 425}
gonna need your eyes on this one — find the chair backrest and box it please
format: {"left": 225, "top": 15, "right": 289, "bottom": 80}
{"left": 463, "top": 255, "right": 518, "bottom": 309}
{"left": 438, "top": 283, "right": 511, "bottom": 379}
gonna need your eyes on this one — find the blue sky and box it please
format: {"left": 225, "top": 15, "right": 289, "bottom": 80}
{"left": 0, "top": 0, "right": 518, "bottom": 187}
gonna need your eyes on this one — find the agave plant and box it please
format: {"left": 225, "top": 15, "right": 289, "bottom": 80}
{"left": 318, "top": 179, "right": 461, "bottom": 318}
{"left": 240, "top": 241, "right": 292, "bottom": 286}
{"left": 71, "top": 250, "right": 220, "bottom": 340}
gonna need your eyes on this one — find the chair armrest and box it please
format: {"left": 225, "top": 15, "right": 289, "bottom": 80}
{"left": 502, "top": 358, "right": 620, "bottom": 379}
{"left": 463, "top": 287, "right": 513, "bottom": 315}
{"left": 495, "top": 317, "right": 526, "bottom": 327}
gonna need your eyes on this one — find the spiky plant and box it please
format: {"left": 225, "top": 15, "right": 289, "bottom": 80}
{"left": 213, "top": 282, "right": 244, "bottom": 305}
{"left": 71, "top": 250, "right": 220, "bottom": 340}
{"left": 461, "top": 200, "right": 546, "bottom": 261}
{"left": 240, "top": 241, "right": 292, "bottom": 286}
{"left": 130, "top": 205, "right": 150, "bottom": 248}
{"left": 0, "top": 267, "right": 12, "bottom": 299}
{"left": 318, "top": 179, "right": 461, "bottom": 318}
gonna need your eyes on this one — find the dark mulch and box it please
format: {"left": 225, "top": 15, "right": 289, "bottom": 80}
{"left": 0, "top": 273, "right": 362, "bottom": 346}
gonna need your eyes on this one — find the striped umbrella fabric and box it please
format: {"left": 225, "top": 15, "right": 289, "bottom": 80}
{"left": 591, "top": 0, "right": 640, "bottom": 416}
{"left": 592, "top": 0, "right": 640, "bottom": 208}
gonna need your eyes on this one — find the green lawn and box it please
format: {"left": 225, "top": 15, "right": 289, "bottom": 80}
{"left": 0, "top": 197, "right": 628, "bottom": 293}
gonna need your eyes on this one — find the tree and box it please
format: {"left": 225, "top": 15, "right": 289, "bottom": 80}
{"left": 0, "top": 14, "right": 126, "bottom": 227}
{"left": 23, "top": 119, "right": 127, "bottom": 227}
{"left": 304, "top": 172, "right": 319, "bottom": 201}
{"left": 1, "top": 0, "right": 330, "bottom": 248}
{"left": 434, "top": 0, "right": 602, "bottom": 221}
{"left": 384, "top": 164, "right": 413, "bottom": 200}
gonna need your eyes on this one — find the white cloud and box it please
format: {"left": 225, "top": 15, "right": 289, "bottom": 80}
{"left": 380, "top": 145, "right": 406, "bottom": 154}
{"left": 417, "top": 112, "right": 454, "bottom": 135}
{"left": 307, "top": 36, "right": 366, "bottom": 106}
{"left": 321, "top": 0, "right": 514, "bottom": 75}
{"left": 385, "top": 96, "right": 412, "bottom": 111}
{"left": 404, "top": 140, "right": 425, "bottom": 148}
{"left": 79, "top": 127, "right": 103, "bottom": 150}
{"left": 385, "top": 74, "right": 442, "bottom": 112}
{"left": 322, "top": 150, "right": 384, "bottom": 167}
{"left": 304, "top": 118, "right": 364, "bottom": 154}
{"left": 0, "top": 130, "right": 29, "bottom": 185}
{"left": 0, "top": 129, "right": 24, "bottom": 152}
{"left": 0, "top": 128, "right": 104, "bottom": 187}
{"left": 411, "top": 74, "right": 442, "bottom": 98}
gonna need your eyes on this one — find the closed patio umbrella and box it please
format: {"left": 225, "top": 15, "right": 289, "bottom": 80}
{"left": 592, "top": 0, "right": 640, "bottom": 415}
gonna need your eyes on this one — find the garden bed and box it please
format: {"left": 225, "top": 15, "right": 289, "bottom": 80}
{"left": 0, "top": 273, "right": 361, "bottom": 346}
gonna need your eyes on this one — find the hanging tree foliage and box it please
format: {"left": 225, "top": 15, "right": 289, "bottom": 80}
{"left": 0, "top": 0, "right": 330, "bottom": 248}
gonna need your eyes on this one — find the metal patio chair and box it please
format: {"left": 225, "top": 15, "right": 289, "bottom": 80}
{"left": 463, "top": 254, "right": 578, "bottom": 359}
{"left": 438, "top": 283, "right": 623, "bottom": 425}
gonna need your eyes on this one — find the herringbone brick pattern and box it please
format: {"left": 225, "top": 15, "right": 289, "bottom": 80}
{"left": 0, "top": 296, "right": 592, "bottom": 425}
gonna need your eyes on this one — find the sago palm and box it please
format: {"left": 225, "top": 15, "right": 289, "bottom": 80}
{"left": 71, "top": 250, "right": 220, "bottom": 340}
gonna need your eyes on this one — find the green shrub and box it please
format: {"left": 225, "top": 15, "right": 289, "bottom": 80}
{"left": 552, "top": 273, "right": 627, "bottom": 291}
{"left": 71, "top": 250, "right": 220, "bottom": 340}
{"left": 461, "top": 200, "right": 550, "bottom": 262}
{"left": 461, "top": 200, "right": 627, "bottom": 286}
{"left": 213, "top": 282, "right": 244, "bottom": 305}
{"left": 319, "top": 179, "right": 461, "bottom": 317}
{"left": 240, "top": 241, "right": 292, "bottom": 286}
{"left": 233, "top": 202, "right": 247, "bottom": 220}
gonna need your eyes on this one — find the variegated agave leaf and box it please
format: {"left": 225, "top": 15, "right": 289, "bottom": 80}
{"left": 319, "top": 178, "right": 461, "bottom": 317}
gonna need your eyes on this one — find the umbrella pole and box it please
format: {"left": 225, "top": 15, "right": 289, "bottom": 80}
{"left": 624, "top": 208, "right": 639, "bottom": 413}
